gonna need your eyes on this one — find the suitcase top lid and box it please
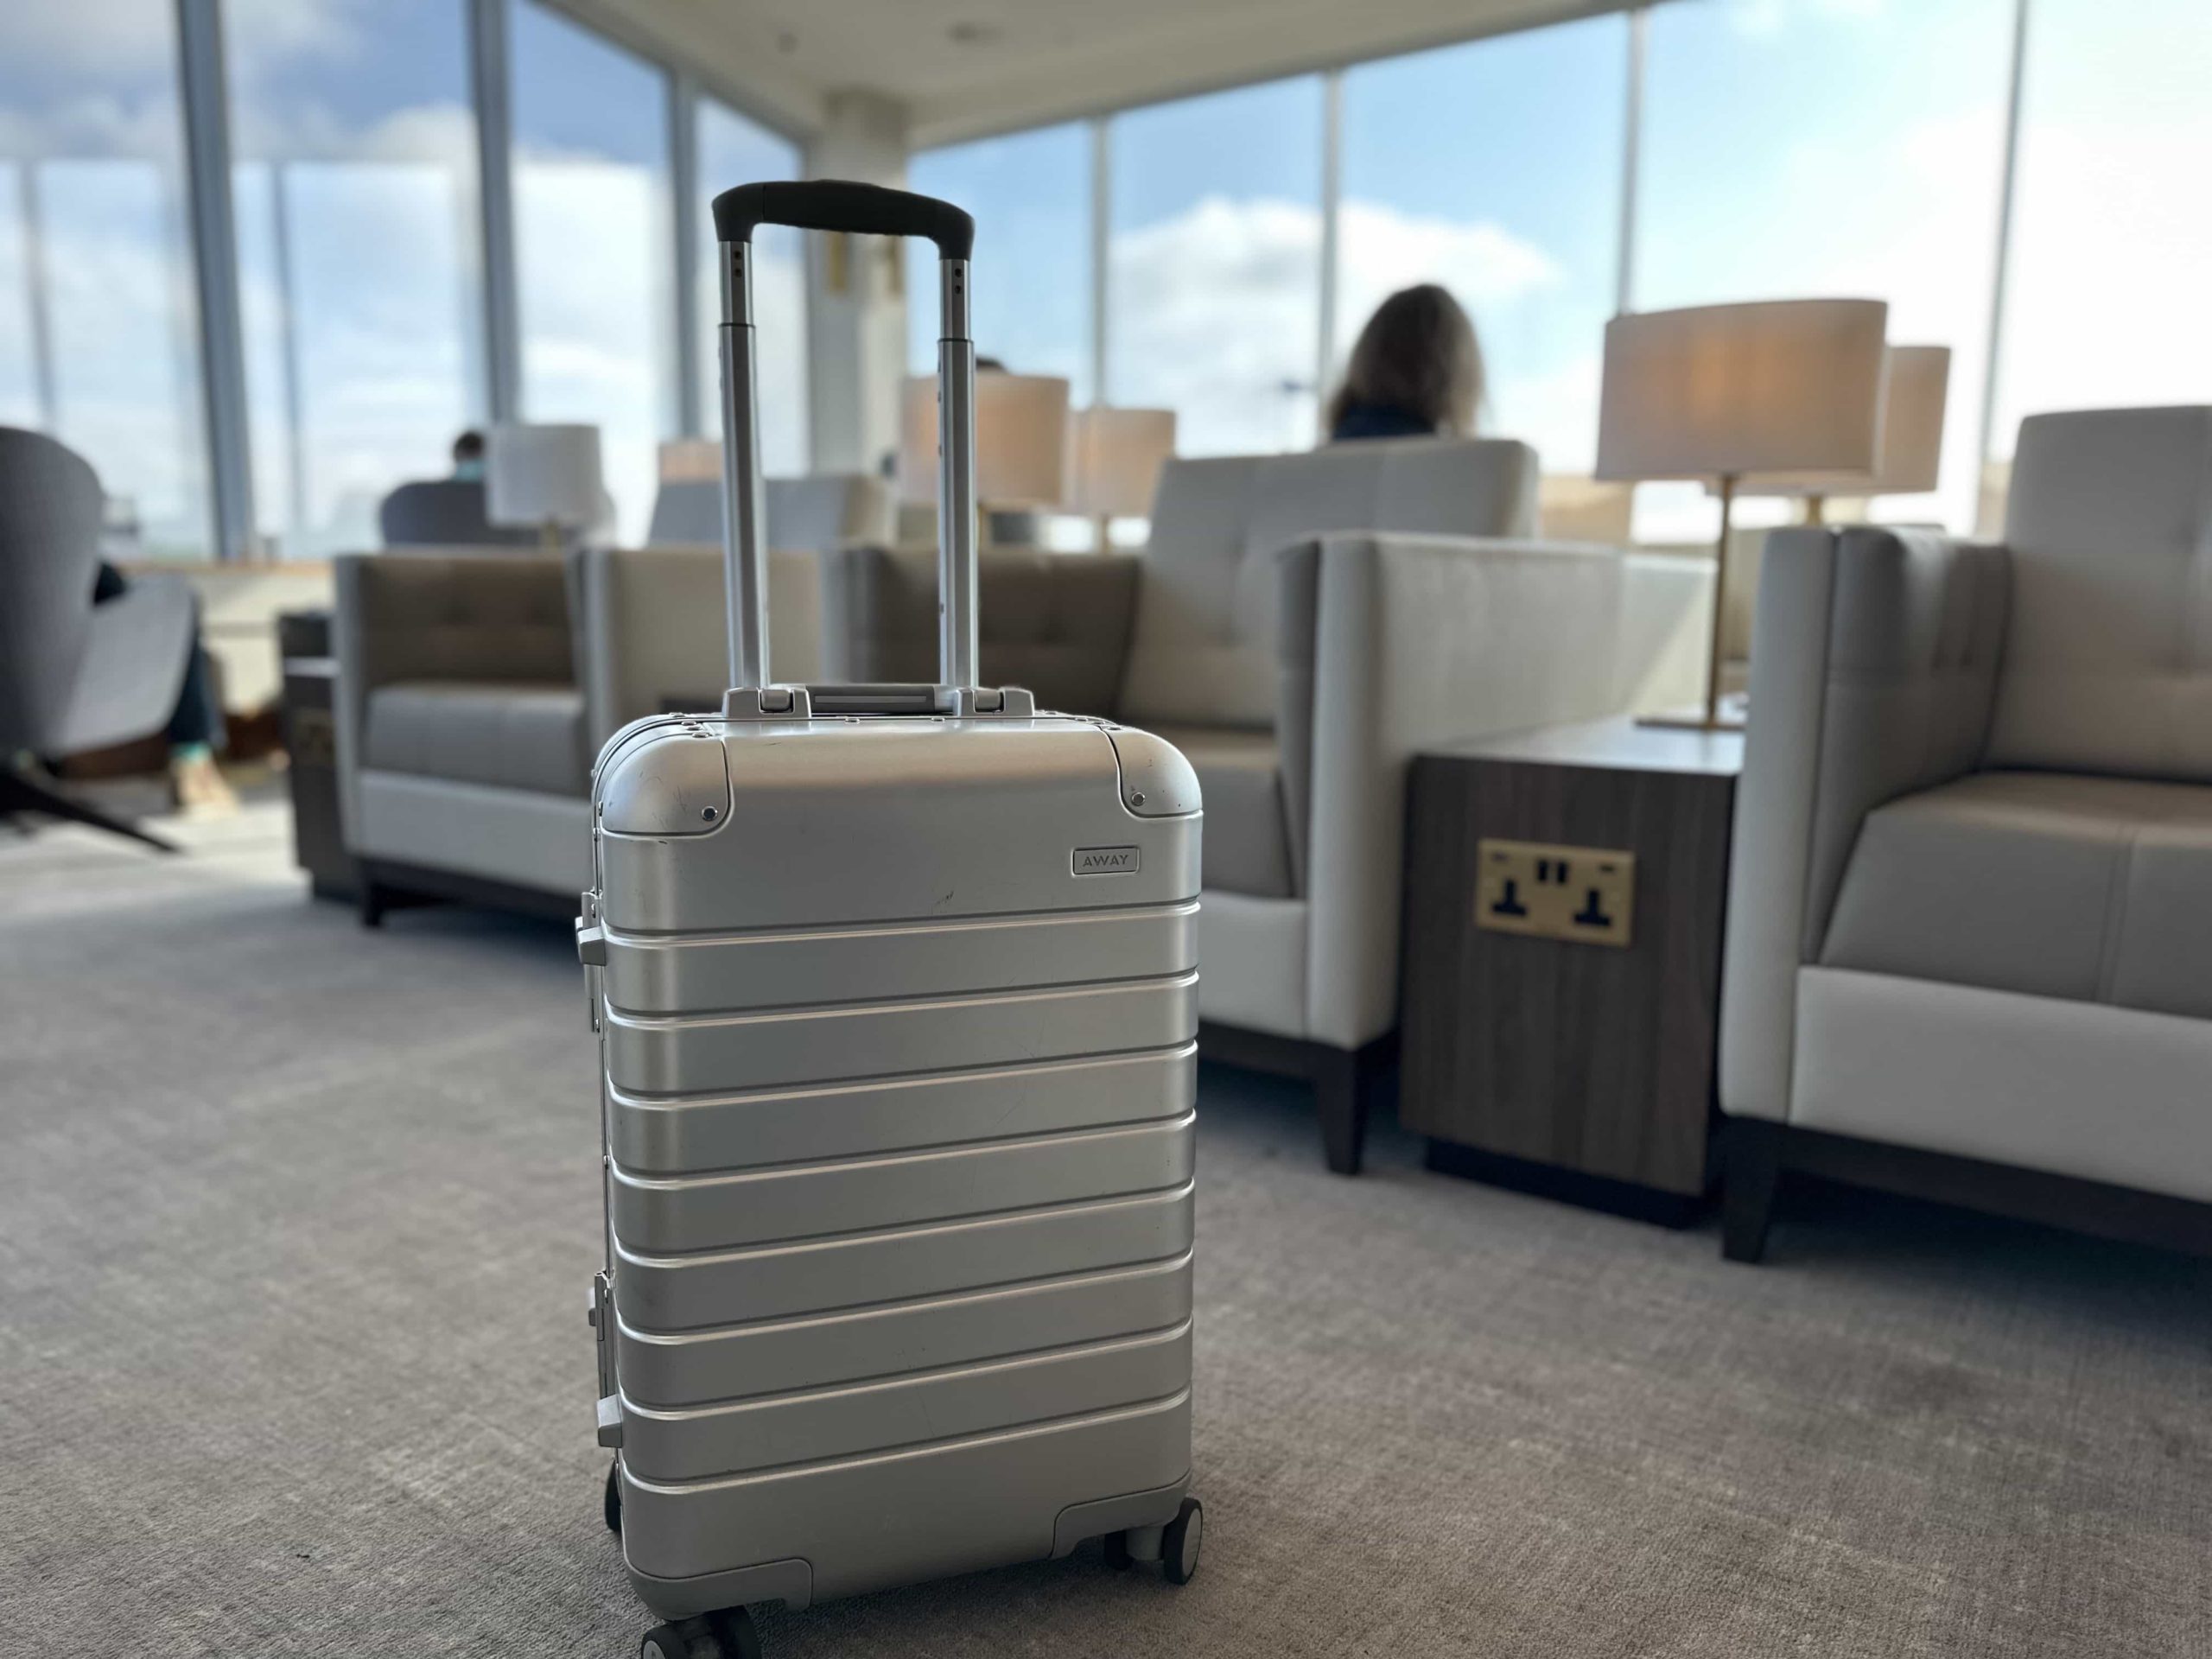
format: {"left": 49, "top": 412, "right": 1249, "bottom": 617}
{"left": 591, "top": 712, "right": 1201, "bottom": 933}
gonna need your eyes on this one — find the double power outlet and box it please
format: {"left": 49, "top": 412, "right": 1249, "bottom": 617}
{"left": 1474, "top": 838, "right": 1635, "bottom": 949}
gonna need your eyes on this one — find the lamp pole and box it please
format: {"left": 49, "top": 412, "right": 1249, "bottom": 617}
{"left": 1703, "top": 473, "right": 1736, "bottom": 728}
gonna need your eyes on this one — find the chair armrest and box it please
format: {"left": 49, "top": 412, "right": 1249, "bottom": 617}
{"left": 1286, "top": 532, "right": 1640, "bottom": 1051}
{"left": 57, "top": 575, "right": 196, "bottom": 754}
{"left": 1719, "top": 525, "right": 2010, "bottom": 1122}
{"left": 821, "top": 545, "right": 1139, "bottom": 716}
{"left": 579, "top": 546, "right": 822, "bottom": 739}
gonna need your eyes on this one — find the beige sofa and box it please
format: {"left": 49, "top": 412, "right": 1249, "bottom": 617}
{"left": 1719, "top": 406, "right": 2212, "bottom": 1261}
{"left": 333, "top": 545, "right": 823, "bottom": 918}
{"left": 332, "top": 473, "right": 864, "bottom": 919}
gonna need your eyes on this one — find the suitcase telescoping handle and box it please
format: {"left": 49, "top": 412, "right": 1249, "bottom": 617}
{"left": 710, "top": 180, "right": 979, "bottom": 696}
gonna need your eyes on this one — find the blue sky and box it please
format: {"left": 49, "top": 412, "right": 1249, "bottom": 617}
{"left": 0, "top": 0, "right": 2206, "bottom": 552}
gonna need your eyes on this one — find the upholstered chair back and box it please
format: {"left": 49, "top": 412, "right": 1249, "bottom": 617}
{"left": 0, "top": 427, "right": 104, "bottom": 753}
{"left": 646, "top": 474, "right": 892, "bottom": 553}
{"left": 378, "top": 479, "right": 540, "bottom": 549}
{"left": 1986, "top": 405, "right": 2212, "bottom": 782}
{"left": 1116, "top": 437, "right": 1539, "bottom": 730}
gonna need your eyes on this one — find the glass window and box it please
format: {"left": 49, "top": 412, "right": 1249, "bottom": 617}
{"left": 227, "top": 0, "right": 484, "bottom": 560}
{"left": 1989, "top": 0, "right": 2212, "bottom": 517}
{"left": 1339, "top": 16, "right": 1627, "bottom": 476}
{"left": 1109, "top": 78, "right": 1324, "bottom": 455}
{"left": 1636, "top": 0, "right": 2015, "bottom": 538}
{"left": 511, "top": 0, "right": 674, "bottom": 543}
{"left": 907, "top": 123, "right": 1091, "bottom": 402}
{"left": 0, "top": 0, "right": 210, "bottom": 557}
{"left": 695, "top": 98, "right": 805, "bottom": 475}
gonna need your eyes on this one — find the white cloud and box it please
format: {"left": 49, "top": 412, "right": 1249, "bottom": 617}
{"left": 1110, "top": 194, "right": 1323, "bottom": 455}
{"left": 1110, "top": 193, "right": 1566, "bottom": 456}
{"left": 1335, "top": 197, "right": 1563, "bottom": 332}
{"left": 1727, "top": 0, "right": 1889, "bottom": 40}
{"left": 1994, "top": 103, "right": 2212, "bottom": 446}
{"left": 0, "top": 4, "right": 181, "bottom": 83}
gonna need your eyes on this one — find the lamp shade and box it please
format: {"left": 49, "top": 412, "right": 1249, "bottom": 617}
{"left": 1594, "top": 299, "right": 1889, "bottom": 482}
{"left": 486, "top": 423, "right": 604, "bottom": 527}
{"left": 899, "top": 372, "right": 1071, "bottom": 506}
{"left": 1732, "top": 345, "right": 1951, "bottom": 499}
{"left": 1066, "top": 406, "right": 1177, "bottom": 519}
{"left": 658, "top": 437, "right": 721, "bottom": 483}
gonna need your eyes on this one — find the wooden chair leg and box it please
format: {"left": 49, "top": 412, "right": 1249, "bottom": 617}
{"left": 1722, "top": 1117, "right": 1786, "bottom": 1263}
{"left": 1314, "top": 1041, "right": 1390, "bottom": 1176}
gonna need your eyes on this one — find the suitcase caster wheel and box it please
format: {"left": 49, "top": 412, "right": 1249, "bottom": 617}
{"left": 1162, "top": 1496, "right": 1202, "bottom": 1586}
{"left": 1103, "top": 1529, "right": 1134, "bottom": 1570}
{"left": 640, "top": 1607, "right": 759, "bottom": 1659}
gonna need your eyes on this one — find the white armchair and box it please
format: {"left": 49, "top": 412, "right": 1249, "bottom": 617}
{"left": 1111, "top": 439, "right": 1710, "bottom": 1170}
{"left": 1719, "top": 406, "right": 2212, "bottom": 1261}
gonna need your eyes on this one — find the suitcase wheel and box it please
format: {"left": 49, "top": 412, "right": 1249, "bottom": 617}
{"left": 1162, "top": 1496, "right": 1203, "bottom": 1586}
{"left": 1104, "top": 1496, "right": 1203, "bottom": 1585}
{"left": 640, "top": 1607, "right": 760, "bottom": 1659}
{"left": 604, "top": 1460, "right": 622, "bottom": 1535}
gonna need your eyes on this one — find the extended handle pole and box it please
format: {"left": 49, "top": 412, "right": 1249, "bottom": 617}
{"left": 937, "top": 257, "right": 977, "bottom": 690}
{"left": 717, "top": 238, "right": 771, "bottom": 691}
{"left": 709, "top": 180, "right": 980, "bottom": 696}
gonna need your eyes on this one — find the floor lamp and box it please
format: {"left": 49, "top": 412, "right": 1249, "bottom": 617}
{"left": 488, "top": 423, "right": 605, "bottom": 556}
{"left": 899, "top": 372, "right": 1071, "bottom": 549}
{"left": 1067, "top": 406, "right": 1177, "bottom": 550}
{"left": 1595, "top": 299, "right": 1891, "bottom": 730}
{"left": 1726, "top": 344, "right": 1952, "bottom": 529}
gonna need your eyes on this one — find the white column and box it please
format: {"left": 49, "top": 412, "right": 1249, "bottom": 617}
{"left": 804, "top": 91, "right": 911, "bottom": 476}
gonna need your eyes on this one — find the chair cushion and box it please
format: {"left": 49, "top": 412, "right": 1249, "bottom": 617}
{"left": 1820, "top": 770, "right": 2212, "bottom": 1020}
{"left": 1150, "top": 725, "right": 1293, "bottom": 899}
{"left": 364, "top": 680, "right": 588, "bottom": 798}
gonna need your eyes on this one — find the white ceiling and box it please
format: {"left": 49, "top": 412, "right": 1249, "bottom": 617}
{"left": 582, "top": 0, "right": 1620, "bottom": 148}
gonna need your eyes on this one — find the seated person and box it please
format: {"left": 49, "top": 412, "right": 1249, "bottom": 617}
{"left": 90, "top": 563, "right": 234, "bottom": 815}
{"left": 378, "top": 429, "right": 537, "bottom": 548}
{"left": 1325, "top": 283, "right": 1484, "bottom": 442}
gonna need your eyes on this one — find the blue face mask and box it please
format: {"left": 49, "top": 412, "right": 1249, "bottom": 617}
{"left": 454, "top": 458, "right": 485, "bottom": 482}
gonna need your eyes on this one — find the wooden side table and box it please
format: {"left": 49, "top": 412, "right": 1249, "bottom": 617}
{"left": 276, "top": 610, "right": 357, "bottom": 903}
{"left": 1400, "top": 717, "right": 1741, "bottom": 1221}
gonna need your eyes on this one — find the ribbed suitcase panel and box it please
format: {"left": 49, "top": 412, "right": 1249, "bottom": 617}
{"left": 612, "top": 1111, "right": 1196, "bottom": 1252}
{"left": 594, "top": 713, "right": 1201, "bottom": 1606}
{"left": 614, "top": 1251, "right": 1192, "bottom": 1408}
{"left": 615, "top": 1183, "right": 1195, "bottom": 1332}
{"left": 603, "top": 900, "right": 1198, "bottom": 1014}
{"left": 620, "top": 1323, "right": 1192, "bottom": 1480}
{"left": 620, "top": 1394, "right": 1192, "bottom": 1596}
{"left": 605, "top": 972, "right": 1198, "bottom": 1095}
{"left": 608, "top": 1043, "right": 1194, "bottom": 1173}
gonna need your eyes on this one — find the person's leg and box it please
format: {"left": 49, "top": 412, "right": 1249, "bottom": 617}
{"left": 92, "top": 561, "right": 236, "bottom": 813}
{"left": 161, "top": 591, "right": 236, "bottom": 816}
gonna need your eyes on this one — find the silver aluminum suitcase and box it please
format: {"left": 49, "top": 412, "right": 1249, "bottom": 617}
{"left": 577, "top": 181, "right": 1204, "bottom": 1659}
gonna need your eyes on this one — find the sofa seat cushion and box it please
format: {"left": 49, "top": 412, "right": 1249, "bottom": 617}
{"left": 1149, "top": 725, "right": 1294, "bottom": 899}
{"left": 364, "top": 680, "right": 588, "bottom": 798}
{"left": 1820, "top": 769, "right": 2212, "bottom": 1020}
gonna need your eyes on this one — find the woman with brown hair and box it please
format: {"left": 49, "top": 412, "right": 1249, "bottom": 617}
{"left": 1325, "top": 283, "right": 1485, "bottom": 442}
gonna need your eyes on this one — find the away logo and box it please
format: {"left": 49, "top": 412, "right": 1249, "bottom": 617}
{"left": 1072, "top": 845, "right": 1141, "bottom": 875}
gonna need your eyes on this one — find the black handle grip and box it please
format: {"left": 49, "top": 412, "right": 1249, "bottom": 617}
{"left": 712, "top": 179, "right": 974, "bottom": 260}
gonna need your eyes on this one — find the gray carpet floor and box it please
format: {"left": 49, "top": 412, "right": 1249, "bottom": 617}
{"left": 2, "top": 810, "right": 2209, "bottom": 1657}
